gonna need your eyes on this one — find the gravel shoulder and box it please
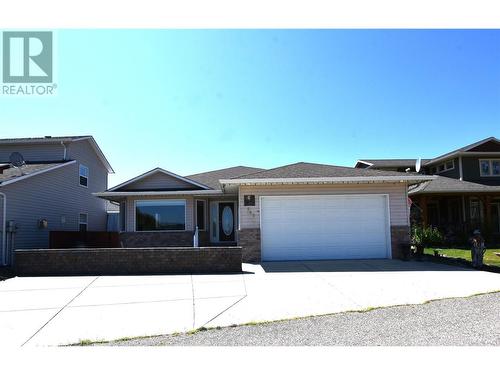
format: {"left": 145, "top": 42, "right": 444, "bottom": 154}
{"left": 94, "top": 292, "right": 500, "bottom": 346}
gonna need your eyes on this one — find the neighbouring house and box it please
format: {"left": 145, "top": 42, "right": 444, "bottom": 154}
{"left": 95, "top": 163, "right": 431, "bottom": 262}
{"left": 0, "top": 136, "right": 114, "bottom": 265}
{"left": 355, "top": 137, "right": 500, "bottom": 244}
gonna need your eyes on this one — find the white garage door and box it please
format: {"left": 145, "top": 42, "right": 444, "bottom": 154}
{"left": 260, "top": 195, "right": 391, "bottom": 261}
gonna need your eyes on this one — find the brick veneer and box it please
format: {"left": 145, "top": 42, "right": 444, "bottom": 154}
{"left": 390, "top": 225, "right": 411, "bottom": 259}
{"left": 237, "top": 228, "right": 261, "bottom": 263}
{"left": 14, "top": 247, "right": 242, "bottom": 276}
{"left": 120, "top": 231, "right": 194, "bottom": 247}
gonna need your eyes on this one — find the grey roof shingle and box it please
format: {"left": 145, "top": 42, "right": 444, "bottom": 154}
{"left": 0, "top": 162, "right": 71, "bottom": 184}
{"left": 409, "top": 176, "right": 500, "bottom": 195}
{"left": 186, "top": 166, "right": 265, "bottom": 189}
{"left": 0, "top": 136, "right": 90, "bottom": 143}
{"left": 231, "top": 162, "right": 421, "bottom": 179}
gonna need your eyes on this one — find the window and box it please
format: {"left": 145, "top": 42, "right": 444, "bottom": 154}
{"left": 479, "top": 159, "right": 500, "bottom": 176}
{"left": 79, "top": 165, "right": 89, "bottom": 187}
{"left": 196, "top": 200, "right": 206, "bottom": 231}
{"left": 79, "top": 213, "right": 88, "bottom": 232}
{"left": 135, "top": 199, "right": 186, "bottom": 231}
{"left": 432, "top": 160, "right": 454, "bottom": 174}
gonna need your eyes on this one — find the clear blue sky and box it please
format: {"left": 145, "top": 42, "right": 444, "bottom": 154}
{"left": 1, "top": 29, "right": 499, "bottom": 186}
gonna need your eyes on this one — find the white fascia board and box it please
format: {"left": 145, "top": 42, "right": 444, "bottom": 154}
{"left": 0, "top": 161, "right": 76, "bottom": 187}
{"left": 220, "top": 175, "right": 436, "bottom": 185}
{"left": 107, "top": 167, "right": 211, "bottom": 191}
{"left": 94, "top": 189, "right": 224, "bottom": 198}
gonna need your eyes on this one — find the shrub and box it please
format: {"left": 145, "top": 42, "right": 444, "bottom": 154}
{"left": 411, "top": 226, "right": 444, "bottom": 247}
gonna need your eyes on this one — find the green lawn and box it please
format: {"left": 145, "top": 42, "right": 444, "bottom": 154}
{"left": 424, "top": 248, "right": 500, "bottom": 267}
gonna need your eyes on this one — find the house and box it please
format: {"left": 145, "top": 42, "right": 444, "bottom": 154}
{"left": 355, "top": 137, "right": 500, "bottom": 243}
{"left": 95, "top": 163, "right": 431, "bottom": 262}
{"left": 0, "top": 136, "right": 114, "bottom": 265}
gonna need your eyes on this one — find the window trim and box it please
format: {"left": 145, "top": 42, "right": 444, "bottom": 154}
{"left": 479, "top": 159, "right": 500, "bottom": 177}
{"left": 431, "top": 159, "right": 455, "bottom": 175}
{"left": 79, "top": 213, "right": 88, "bottom": 232}
{"left": 79, "top": 164, "right": 89, "bottom": 187}
{"left": 134, "top": 199, "right": 187, "bottom": 232}
{"left": 195, "top": 199, "right": 207, "bottom": 231}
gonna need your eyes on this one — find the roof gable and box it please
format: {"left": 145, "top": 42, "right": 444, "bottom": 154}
{"left": 467, "top": 139, "right": 500, "bottom": 152}
{"left": 109, "top": 168, "right": 211, "bottom": 192}
{"left": 425, "top": 137, "right": 500, "bottom": 165}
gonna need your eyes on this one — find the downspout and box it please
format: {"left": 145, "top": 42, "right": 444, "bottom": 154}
{"left": 0, "top": 191, "right": 6, "bottom": 266}
{"left": 61, "top": 141, "right": 68, "bottom": 160}
{"left": 458, "top": 156, "right": 463, "bottom": 181}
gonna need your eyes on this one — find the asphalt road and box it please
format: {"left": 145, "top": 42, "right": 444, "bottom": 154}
{"left": 98, "top": 292, "right": 500, "bottom": 346}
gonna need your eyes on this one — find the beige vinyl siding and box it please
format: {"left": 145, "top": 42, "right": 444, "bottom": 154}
{"left": 0, "top": 143, "right": 64, "bottom": 162}
{"left": 118, "top": 172, "right": 197, "bottom": 191}
{"left": 125, "top": 196, "right": 194, "bottom": 232}
{"left": 238, "top": 182, "right": 409, "bottom": 229}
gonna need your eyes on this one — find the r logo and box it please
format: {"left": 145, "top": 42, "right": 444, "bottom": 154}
{"left": 2, "top": 31, "right": 53, "bottom": 83}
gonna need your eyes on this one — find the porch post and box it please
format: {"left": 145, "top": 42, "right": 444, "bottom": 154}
{"left": 420, "top": 196, "right": 428, "bottom": 227}
{"left": 485, "top": 195, "right": 492, "bottom": 233}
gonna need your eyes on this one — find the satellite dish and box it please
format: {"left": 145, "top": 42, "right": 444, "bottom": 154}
{"left": 415, "top": 158, "right": 421, "bottom": 173}
{"left": 9, "top": 152, "right": 25, "bottom": 168}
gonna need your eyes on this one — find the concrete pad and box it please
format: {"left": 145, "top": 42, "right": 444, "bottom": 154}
{"left": 2, "top": 260, "right": 500, "bottom": 346}
{"left": 193, "top": 295, "right": 245, "bottom": 328}
{"left": 0, "top": 276, "right": 95, "bottom": 291}
{"left": 0, "top": 309, "right": 59, "bottom": 347}
{"left": 92, "top": 274, "right": 192, "bottom": 287}
{"left": 26, "top": 299, "right": 194, "bottom": 346}
{"left": 0, "top": 287, "right": 83, "bottom": 312}
{"left": 192, "top": 275, "right": 246, "bottom": 299}
{"left": 72, "top": 281, "right": 193, "bottom": 307}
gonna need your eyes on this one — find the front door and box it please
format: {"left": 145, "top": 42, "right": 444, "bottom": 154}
{"left": 218, "top": 202, "right": 235, "bottom": 242}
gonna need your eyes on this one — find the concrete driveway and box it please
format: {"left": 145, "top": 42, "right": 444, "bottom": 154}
{"left": 1, "top": 260, "right": 499, "bottom": 347}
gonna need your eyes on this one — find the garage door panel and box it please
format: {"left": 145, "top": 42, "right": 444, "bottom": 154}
{"left": 260, "top": 195, "right": 390, "bottom": 261}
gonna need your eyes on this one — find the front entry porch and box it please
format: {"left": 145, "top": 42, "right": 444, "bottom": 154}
{"left": 410, "top": 194, "right": 500, "bottom": 245}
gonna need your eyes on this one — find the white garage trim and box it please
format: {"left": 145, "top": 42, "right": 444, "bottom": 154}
{"left": 259, "top": 194, "right": 392, "bottom": 261}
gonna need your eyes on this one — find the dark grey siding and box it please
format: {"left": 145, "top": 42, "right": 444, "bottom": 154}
{"left": 0, "top": 144, "right": 64, "bottom": 162}
{"left": 0, "top": 139, "right": 109, "bottom": 249}
{"left": 462, "top": 156, "right": 500, "bottom": 186}
{"left": 433, "top": 158, "right": 460, "bottom": 179}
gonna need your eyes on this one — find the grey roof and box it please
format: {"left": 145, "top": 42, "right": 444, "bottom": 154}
{"left": 0, "top": 162, "right": 72, "bottom": 184}
{"left": 0, "top": 135, "right": 90, "bottom": 143}
{"left": 0, "top": 135, "right": 114, "bottom": 173}
{"left": 232, "top": 162, "right": 422, "bottom": 179}
{"left": 186, "top": 166, "right": 265, "bottom": 189}
{"left": 357, "top": 159, "right": 431, "bottom": 168}
{"left": 409, "top": 176, "right": 500, "bottom": 195}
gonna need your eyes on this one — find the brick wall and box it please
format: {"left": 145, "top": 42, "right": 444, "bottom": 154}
{"left": 390, "top": 225, "right": 411, "bottom": 259}
{"left": 119, "top": 231, "right": 194, "bottom": 247}
{"left": 14, "top": 247, "right": 242, "bottom": 276}
{"left": 238, "top": 228, "right": 261, "bottom": 263}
